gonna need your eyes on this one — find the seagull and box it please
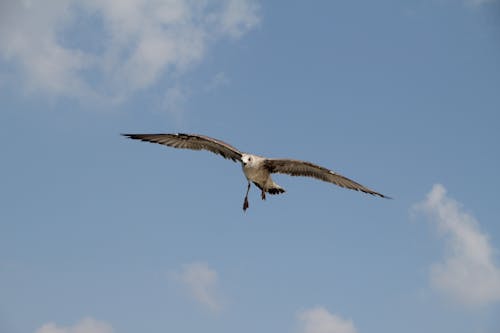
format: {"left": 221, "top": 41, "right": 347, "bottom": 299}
{"left": 122, "top": 133, "right": 389, "bottom": 211}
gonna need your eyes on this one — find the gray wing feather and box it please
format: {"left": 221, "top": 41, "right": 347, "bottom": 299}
{"left": 122, "top": 133, "right": 242, "bottom": 162}
{"left": 264, "top": 159, "right": 389, "bottom": 198}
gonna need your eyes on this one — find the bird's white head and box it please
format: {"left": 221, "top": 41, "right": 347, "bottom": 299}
{"left": 241, "top": 154, "right": 256, "bottom": 167}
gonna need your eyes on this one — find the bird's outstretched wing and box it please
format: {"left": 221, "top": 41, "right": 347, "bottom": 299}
{"left": 122, "top": 133, "right": 242, "bottom": 162}
{"left": 264, "top": 158, "right": 389, "bottom": 198}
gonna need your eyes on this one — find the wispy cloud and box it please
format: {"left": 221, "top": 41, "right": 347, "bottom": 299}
{"left": 205, "top": 71, "right": 231, "bottom": 92}
{"left": 414, "top": 184, "right": 500, "bottom": 306}
{"left": 297, "top": 307, "right": 357, "bottom": 333}
{"left": 35, "top": 317, "right": 113, "bottom": 333}
{"left": 171, "top": 261, "right": 224, "bottom": 312}
{"left": 0, "top": 0, "right": 260, "bottom": 100}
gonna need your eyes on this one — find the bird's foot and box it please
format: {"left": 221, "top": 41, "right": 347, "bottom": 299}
{"left": 243, "top": 197, "right": 249, "bottom": 211}
{"left": 261, "top": 190, "right": 266, "bottom": 201}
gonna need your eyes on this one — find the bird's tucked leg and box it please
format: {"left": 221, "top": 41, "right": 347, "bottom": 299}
{"left": 261, "top": 188, "right": 266, "bottom": 201}
{"left": 243, "top": 182, "right": 251, "bottom": 211}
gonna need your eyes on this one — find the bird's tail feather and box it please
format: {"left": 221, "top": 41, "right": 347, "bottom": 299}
{"left": 253, "top": 182, "right": 285, "bottom": 195}
{"left": 268, "top": 186, "right": 285, "bottom": 195}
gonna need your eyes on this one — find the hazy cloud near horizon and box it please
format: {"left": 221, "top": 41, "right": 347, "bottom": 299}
{"left": 35, "top": 317, "right": 113, "bottom": 333}
{"left": 297, "top": 307, "right": 357, "bottom": 333}
{"left": 171, "top": 261, "right": 224, "bottom": 312}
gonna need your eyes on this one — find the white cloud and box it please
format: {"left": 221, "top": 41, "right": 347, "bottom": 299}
{"left": 0, "top": 1, "right": 91, "bottom": 96}
{"left": 297, "top": 307, "right": 357, "bottom": 333}
{"left": 0, "top": 0, "right": 260, "bottom": 99}
{"left": 217, "top": 0, "right": 260, "bottom": 38}
{"left": 414, "top": 184, "right": 500, "bottom": 306}
{"left": 35, "top": 317, "right": 113, "bottom": 333}
{"left": 172, "top": 261, "right": 223, "bottom": 312}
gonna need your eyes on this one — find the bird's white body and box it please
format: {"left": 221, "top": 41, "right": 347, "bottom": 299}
{"left": 241, "top": 153, "right": 284, "bottom": 194}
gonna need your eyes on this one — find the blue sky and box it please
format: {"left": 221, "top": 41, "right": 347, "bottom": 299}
{"left": 1, "top": 1, "right": 500, "bottom": 333}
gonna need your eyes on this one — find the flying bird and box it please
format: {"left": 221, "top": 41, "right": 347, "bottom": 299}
{"left": 122, "top": 133, "right": 389, "bottom": 211}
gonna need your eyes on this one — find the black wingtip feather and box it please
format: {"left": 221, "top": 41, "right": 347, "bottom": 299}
{"left": 370, "top": 192, "right": 392, "bottom": 199}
